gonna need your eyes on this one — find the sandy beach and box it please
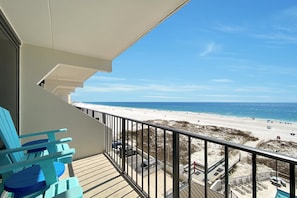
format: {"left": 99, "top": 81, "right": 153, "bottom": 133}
{"left": 75, "top": 102, "right": 297, "bottom": 197}
{"left": 75, "top": 102, "right": 297, "bottom": 145}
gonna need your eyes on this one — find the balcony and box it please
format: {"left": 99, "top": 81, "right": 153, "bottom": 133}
{"left": 71, "top": 106, "right": 297, "bottom": 198}
{"left": 62, "top": 154, "right": 139, "bottom": 197}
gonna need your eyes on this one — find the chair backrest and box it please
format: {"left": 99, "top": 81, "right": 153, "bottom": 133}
{"left": 0, "top": 106, "right": 25, "bottom": 162}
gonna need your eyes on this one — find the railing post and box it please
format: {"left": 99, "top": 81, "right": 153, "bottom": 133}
{"left": 155, "top": 127, "right": 158, "bottom": 198}
{"left": 224, "top": 146, "right": 229, "bottom": 198}
{"left": 290, "top": 164, "right": 295, "bottom": 198}
{"left": 188, "top": 137, "right": 191, "bottom": 198}
{"left": 102, "top": 113, "right": 106, "bottom": 124}
{"left": 204, "top": 140, "right": 208, "bottom": 198}
{"left": 141, "top": 123, "right": 144, "bottom": 191}
{"left": 148, "top": 126, "right": 151, "bottom": 197}
{"left": 252, "top": 153, "right": 257, "bottom": 198}
{"left": 173, "top": 132, "right": 180, "bottom": 198}
{"left": 103, "top": 113, "right": 107, "bottom": 152}
{"left": 164, "top": 130, "right": 167, "bottom": 197}
{"left": 121, "top": 118, "right": 126, "bottom": 172}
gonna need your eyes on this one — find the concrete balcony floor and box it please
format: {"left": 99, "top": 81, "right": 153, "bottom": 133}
{"left": 63, "top": 154, "right": 140, "bottom": 198}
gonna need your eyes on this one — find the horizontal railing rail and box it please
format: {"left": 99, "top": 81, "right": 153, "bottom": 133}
{"left": 76, "top": 106, "right": 297, "bottom": 198}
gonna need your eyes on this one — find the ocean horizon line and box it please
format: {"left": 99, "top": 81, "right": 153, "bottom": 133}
{"left": 81, "top": 102, "right": 297, "bottom": 123}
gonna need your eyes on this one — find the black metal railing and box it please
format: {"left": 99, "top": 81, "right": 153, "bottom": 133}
{"left": 76, "top": 106, "right": 297, "bottom": 198}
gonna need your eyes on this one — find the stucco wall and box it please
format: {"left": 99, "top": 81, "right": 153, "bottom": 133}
{"left": 20, "top": 44, "right": 112, "bottom": 160}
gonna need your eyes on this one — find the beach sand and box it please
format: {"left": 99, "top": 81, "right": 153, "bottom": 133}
{"left": 75, "top": 102, "right": 297, "bottom": 145}
{"left": 75, "top": 102, "right": 297, "bottom": 197}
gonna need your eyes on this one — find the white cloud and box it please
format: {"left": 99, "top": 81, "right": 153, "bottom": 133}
{"left": 273, "top": 25, "right": 297, "bottom": 34}
{"left": 211, "top": 79, "right": 233, "bottom": 83}
{"left": 90, "top": 76, "right": 125, "bottom": 81}
{"left": 203, "top": 94, "right": 272, "bottom": 102}
{"left": 81, "top": 84, "right": 139, "bottom": 93}
{"left": 252, "top": 32, "right": 297, "bottom": 44}
{"left": 250, "top": 10, "right": 297, "bottom": 45}
{"left": 79, "top": 83, "right": 213, "bottom": 93}
{"left": 214, "top": 24, "right": 246, "bottom": 33}
{"left": 145, "top": 95, "right": 185, "bottom": 99}
{"left": 147, "top": 84, "right": 212, "bottom": 92}
{"left": 281, "top": 6, "right": 297, "bottom": 18}
{"left": 199, "top": 42, "right": 220, "bottom": 57}
{"left": 234, "top": 86, "right": 282, "bottom": 93}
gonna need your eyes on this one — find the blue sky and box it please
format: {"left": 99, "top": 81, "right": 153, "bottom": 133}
{"left": 72, "top": 1, "right": 297, "bottom": 102}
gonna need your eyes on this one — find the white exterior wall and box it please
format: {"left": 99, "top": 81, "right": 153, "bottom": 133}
{"left": 20, "top": 44, "right": 112, "bottom": 160}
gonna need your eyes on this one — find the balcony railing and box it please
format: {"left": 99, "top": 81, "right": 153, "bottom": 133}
{"left": 76, "top": 106, "right": 297, "bottom": 198}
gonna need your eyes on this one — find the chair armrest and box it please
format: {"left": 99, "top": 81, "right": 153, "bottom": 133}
{"left": 19, "top": 128, "right": 67, "bottom": 141}
{"left": 0, "top": 149, "right": 75, "bottom": 174}
{"left": 0, "top": 138, "right": 72, "bottom": 157}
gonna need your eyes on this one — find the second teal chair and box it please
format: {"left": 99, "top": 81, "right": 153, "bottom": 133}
{"left": 0, "top": 148, "right": 82, "bottom": 197}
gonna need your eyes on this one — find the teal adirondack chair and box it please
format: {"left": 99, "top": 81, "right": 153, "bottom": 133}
{"left": 0, "top": 133, "right": 74, "bottom": 193}
{"left": 0, "top": 106, "right": 75, "bottom": 193}
{"left": 0, "top": 106, "right": 73, "bottom": 164}
{"left": 0, "top": 148, "right": 82, "bottom": 198}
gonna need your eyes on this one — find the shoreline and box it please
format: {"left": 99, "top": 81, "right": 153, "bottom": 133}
{"left": 83, "top": 102, "right": 297, "bottom": 123}
{"left": 75, "top": 102, "right": 297, "bottom": 145}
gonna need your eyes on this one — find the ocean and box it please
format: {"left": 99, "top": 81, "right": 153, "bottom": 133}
{"left": 86, "top": 102, "right": 297, "bottom": 122}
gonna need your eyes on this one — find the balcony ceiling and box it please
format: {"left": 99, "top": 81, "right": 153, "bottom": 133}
{"left": 0, "top": 0, "right": 188, "bottom": 100}
{"left": 0, "top": 0, "right": 188, "bottom": 60}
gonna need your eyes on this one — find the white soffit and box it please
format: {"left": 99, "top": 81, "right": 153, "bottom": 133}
{"left": 0, "top": 0, "right": 189, "bottom": 60}
{"left": 42, "top": 64, "right": 97, "bottom": 96}
{"left": 44, "top": 64, "right": 97, "bottom": 83}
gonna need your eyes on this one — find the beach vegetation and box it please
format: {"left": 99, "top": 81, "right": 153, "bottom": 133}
{"left": 126, "top": 119, "right": 259, "bottom": 166}
{"left": 257, "top": 140, "right": 297, "bottom": 179}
